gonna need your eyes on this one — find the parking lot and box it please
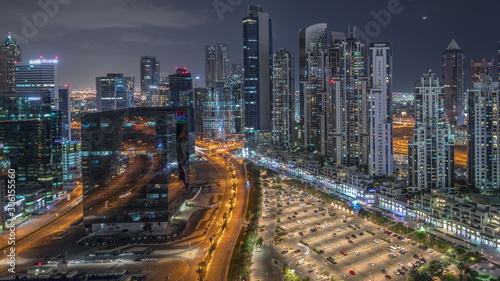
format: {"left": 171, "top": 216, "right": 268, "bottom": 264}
{"left": 259, "top": 182, "right": 443, "bottom": 281}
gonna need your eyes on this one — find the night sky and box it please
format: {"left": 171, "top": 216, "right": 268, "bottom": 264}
{"left": 1, "top": 0, "right": 498, "bottom": 92}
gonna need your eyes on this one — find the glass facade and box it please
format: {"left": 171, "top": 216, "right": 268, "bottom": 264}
{"left": 81, "top": 107, "right": 193, "bottom": 230}
{"left": 0, "top": 92, "right": 63, "bottom": 192}
{"left": 96, "top": 73, "right": 134, "bottom": 112}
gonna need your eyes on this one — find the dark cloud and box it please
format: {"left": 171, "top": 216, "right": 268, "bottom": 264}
{"left": 0, "top": 0, "right": 499, "bottom": 91}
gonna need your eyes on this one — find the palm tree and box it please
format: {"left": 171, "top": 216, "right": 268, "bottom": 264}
{"left": 406, "top": 268, "right": 433, "bottom": 281}
{"left": 446, "top": 248, "right": 457, "bottom": 259}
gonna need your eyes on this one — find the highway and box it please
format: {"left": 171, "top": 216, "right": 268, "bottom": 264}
{"left": 204, "top": 151, "right": 248, "bottom": 281}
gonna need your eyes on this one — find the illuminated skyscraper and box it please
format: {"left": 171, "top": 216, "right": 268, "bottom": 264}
{"left": 408, "top": 71, "right": 454, "bottom": 192}
{"left": 298, "top": 23, "right": 328, "bottom": 151}
{"left": 330, "top": 27, "right": 369, "bottom": 167}
{"left": 216, "top": 43, "right": 230, "bottom": 82}
{"left": 167, "top": 68, "right": 192, "bottom": 107}
{"left": 140, "top": 56, "right": 160, "bottom": 105}
{"left": 15, "top": 57, "right": 58, "bottom": 109}
{"left": 205, "top": 45, "right": 216, "bottom": 87}
{"left": 59, "top": 85, "right": 71, "bottom": 140}
{"left": 368, "top": 42, "right": 393, "bottom": 176}
{"left": 243, "top": 5, "right": 272, "bottom": 142}
{"left": 272, "top": 48, "right": 294, "bottom": 148}
{"left": 471, "top": 58, "right": 493, "bottom": 87}
{"left": 205, "top": 43, "right": 230, "bottom": 88}
{"left": 468, "top": 76, "right": 500, "bottom": 195}
{"left": 96, "top": 73, "right": 134, "bottom": 112}
{"left": 0, "top": 34, "right": 21, "bottom": 93}
{"left": 442, "top": 39, "right": 465, "bottom": 126}
{"left": 0, "top": 92, "right": 63, "bottom": 193}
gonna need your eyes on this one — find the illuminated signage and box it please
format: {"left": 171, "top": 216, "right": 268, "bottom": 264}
{"left": 175, "top": 110, "right": 187, "bottom": 123}
{"left": 28, "top": 58, "right": 58, "bottom": 64}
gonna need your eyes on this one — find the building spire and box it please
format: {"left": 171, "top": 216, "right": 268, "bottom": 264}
{"left": 447, "top": 39, "right": 461, "bottom": 50}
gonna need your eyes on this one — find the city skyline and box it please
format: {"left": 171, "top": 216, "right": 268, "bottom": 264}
{"left": 2, "top": 2, "right": 500, "bottom": 280}
{"left": 0, "top": 0, "right": 499, "bottom": 91}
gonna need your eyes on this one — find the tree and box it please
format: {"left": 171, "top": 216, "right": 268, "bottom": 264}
{"left": 284, "top": 268, "right": 301, "bottom": 281}
{"left": 446, "top": 247, "right": 456, "bottom": 259}
{"left": 406, "top": 268, "right": 433, "bottom": 281}
{"left": 441, "top": 272, "right": 458, "bottom": 281}
{"left": 421, "top": 260, "right": 449, "bottom": 278}
{"left": 466, "top": 269, "right": 479, "bottom": 281}
{"left": 256, "top": 236, "right": 264, "bottom": 247}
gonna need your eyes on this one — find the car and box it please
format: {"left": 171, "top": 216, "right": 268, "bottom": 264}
{"left": 401, "top": 266, "right": 408, "bottom": 271}
{"left": 297, "top": 220, "right": 302, "bottom": 223}
{"left": 342, "top": 220, "right": 347, "bottom": 223}
{"left": 381, "top": 268, "right": 387, "bottom": 274}
{"left": 281, "top": 250, "right": 288, "bottom": 254}
{"left": 427, "top": 249, "right": 434, "bottom": 253}
{"left": 345, "top": 236, "right": 350, "bottom": 240}
{"left": 335, "top": 228, "right": 340, "bottom": 231}
{"left": 349, "top": 270, "right": 356, "bottom": 275}
{"left": 340, "top": 251, "right": 347, "bottom": 255}
{"left": 393, "top": 270, "right": 400, "bottom": 275}
{"left": 316, "top": 275, "right": 323, "bottom": 280}
{"left": 348, "top": 240, "right": 353, "bottom": 244}
{"left": 369, "top": 262, "right": 375, "bottom": 267}
{"left": 413, "top": 254, "right": 420, "bottom": 259}
{"left": 354, "top": 251, "right": 360, "bottom": 255}
{"left": 392, "top": 233, "right": 398, "bottom": 237}
{"left": 351, "top": 234, "right": 357, "bottom": 238}
{"left": 398, "top": 262, "right": 404, "bottom": 266}
{"left": 373, "top": 239, "right": 379, "bottom": 243}
{"left": 294, "top": 249, "right": 301, "bottom": 253}
{"left": 299, "top": 232, "right": 304, "bottom": 236}
{"left": 308, "top": 269, "right": 315, "bottom": 273}
{"left": 254, "top": 248, "right": 262, "bottom": 252}
{"left": 359, "top": 232, "right": 364, "bottom": 236}
{"left": 385, "top": 275, "right": 391, "bottom": 279}
{"left": 332, "top": 233, "right": 337, "bottom": 237}
{"left": 294, "top": 212, "right": 298, "bottom": 215}
{"left": 319, "top": 250, "right": 325, "bottom": 254}
{"left": 33, "top": 262, "right": 43, "bottom": 265}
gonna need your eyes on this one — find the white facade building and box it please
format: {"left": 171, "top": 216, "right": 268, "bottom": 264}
{"left": 408, "top": 71, "right": 454, "bottom": 192}
{"left": 368, "top": 42, "right": 393, "bottom": 176}
{"left": 467, "top": 76, "right": 500, "bottom": 194}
